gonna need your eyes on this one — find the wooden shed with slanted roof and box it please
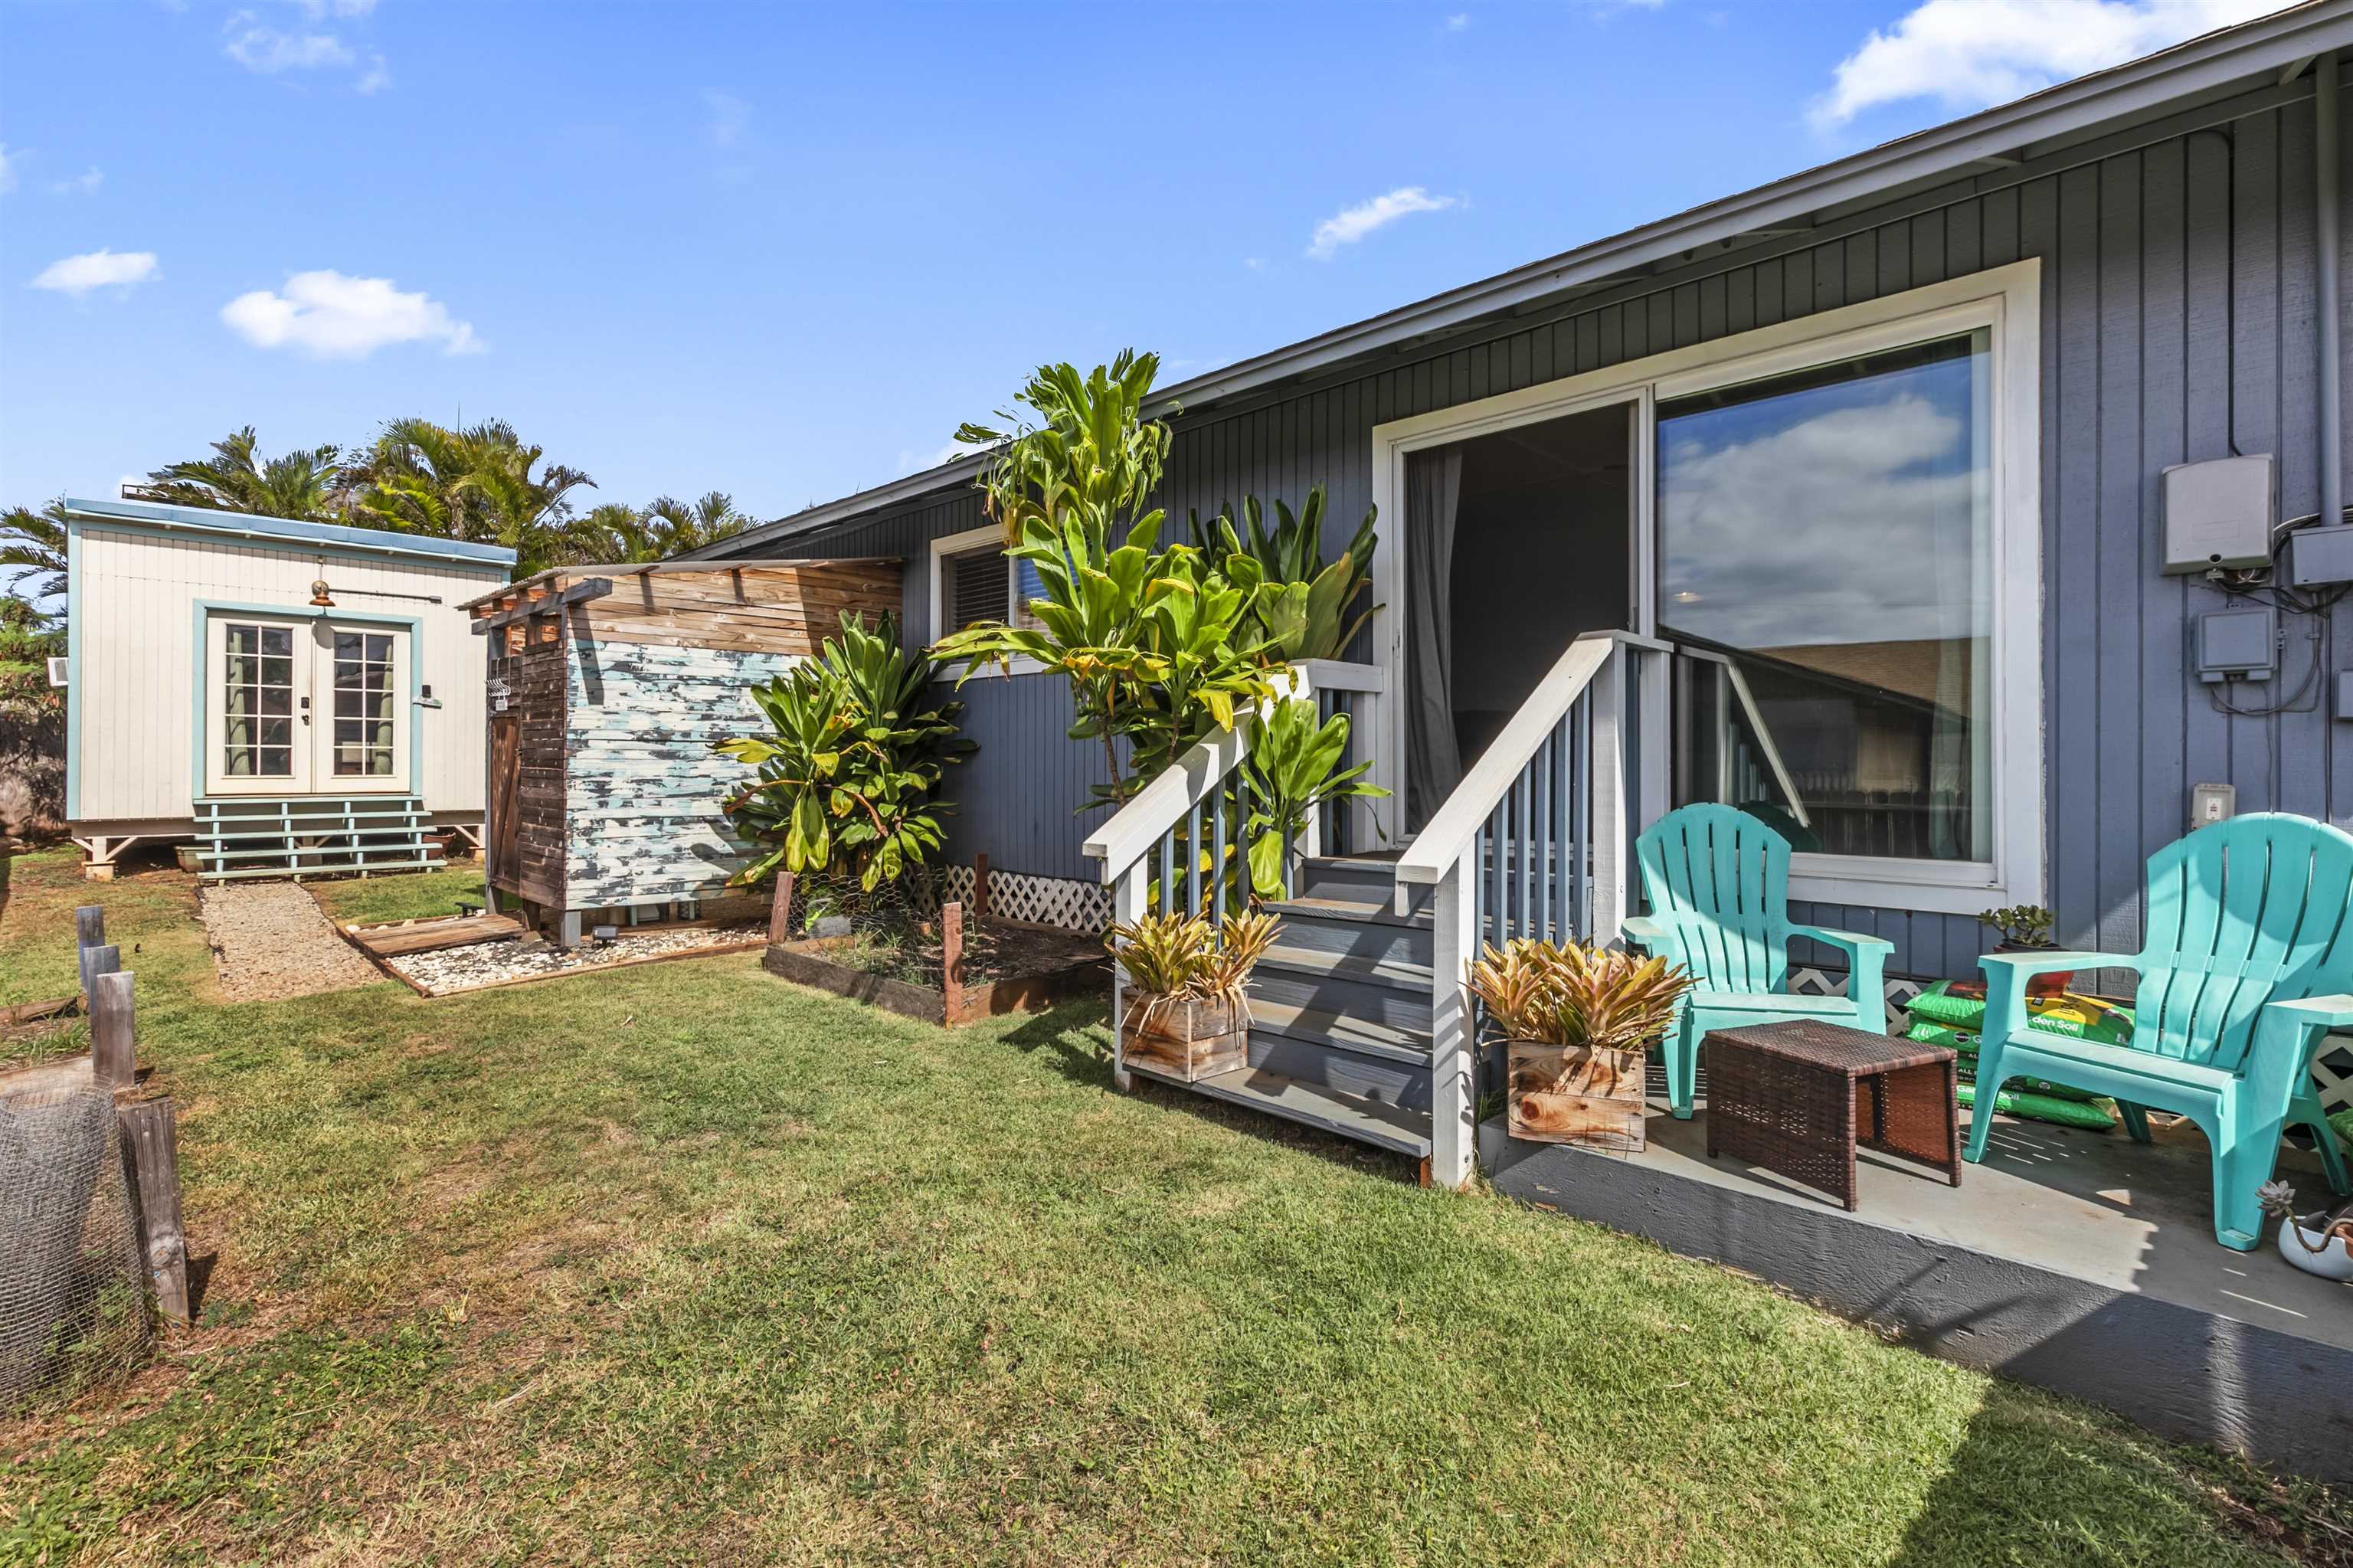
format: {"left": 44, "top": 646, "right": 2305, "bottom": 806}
{"left": 463, "top": 558, "right": 902, "bottom": 944}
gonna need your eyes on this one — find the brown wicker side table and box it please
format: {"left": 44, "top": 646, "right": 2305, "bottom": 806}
{"left": 1701, "top": 1019, "right": 1961, "bottom": 1211}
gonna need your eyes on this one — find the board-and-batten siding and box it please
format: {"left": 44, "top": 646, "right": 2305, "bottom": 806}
{"left": 561, "top": 639, "right": 800, "bottom": 907}
{"left": 722, "top": 81, "right": 2353, "bottom": 979}
{"left": 73, "top": 525, "right": 505, "bottom": 823}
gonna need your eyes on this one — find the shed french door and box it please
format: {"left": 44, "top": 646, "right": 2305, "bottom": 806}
{"left": 205, "top": 616, "right": 408, "bottom": 796}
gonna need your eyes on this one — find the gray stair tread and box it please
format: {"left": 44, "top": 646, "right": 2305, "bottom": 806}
{"left": 1254, "top": 944, "right": 1432, "bottom": 991}
{"left": 1244, "top": 997, "right": 1429, "bottom": 1062}
{"left": 1141, "top": 1063, "right": 1433, "bottom": 1159}
{"left": 1264, "top": 893, "right": 1432, "bottom": 928}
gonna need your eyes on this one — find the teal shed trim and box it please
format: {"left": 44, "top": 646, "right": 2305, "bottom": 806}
{"left": 64, "top": 496, "right": 516, "bottom": 568}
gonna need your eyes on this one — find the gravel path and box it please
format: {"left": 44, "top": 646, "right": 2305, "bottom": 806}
{"left": 390, "top": 922, "right": 764, "bottom": 995}
{"left": 199, "top": 883, "right": 386, "bottom": 1001}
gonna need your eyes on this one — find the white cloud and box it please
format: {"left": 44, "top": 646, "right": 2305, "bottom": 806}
{"left": 356, "top": 53, "right": 390, "bottom": 94}
{"left": 0, "top": 144, "right": 25, "bottom": 195}
{"left": 220, "top": 270, "right": 483, "bottom": 358}
{"left": 30, "top": 249, "right": 159, "bottom": 296}
{"left": 1304, "top": 186, "right": 1458, "bottom": 260}
{"left": 1243, "top": 256, "right": 1265, "bottom": 271}
{"left": 895, "top": 440, "right": 970, "bottom": 476}
{"left": 296, "top": 0, "right": 378, "bottom": 16}
{"left": 224, "top": 15, "right": 355, "bottom": 74}
{"left": 1811, "top": 0, "right": 2279, "bottom": 129}
{"left": 1445, "top": 13, "right": 1470, "bottom": 30}
{"left": 49, "top": 167, "right": 103, "bottom": 196}
{"left": 705, "top": 89, "right": 751, "bottom": 149}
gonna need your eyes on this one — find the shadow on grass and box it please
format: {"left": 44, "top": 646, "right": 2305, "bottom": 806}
{"left": 1883, "top": 1369, "right": 2351, "bottom": 1567}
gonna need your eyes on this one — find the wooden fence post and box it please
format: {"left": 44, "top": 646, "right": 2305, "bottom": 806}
{"left": 973, "top": 854, "right": 990, "bottom": 918}
{"left": 119, "top": 1098, "right": 189, "bottom": 1327}
{"left": 76, "top": 905, "right": 106, "bottom": 954}
{"left": 90, "top": 970, "right": 136, "bottom": 1092}
{"left": 79, "top": 942, "right": 120, "bottom": 1001}
{"left": 767, "top": 871, "right": 796, "bottom": 945}
{"left": 941, "top": 900, "right": 964, "bottom": 1021}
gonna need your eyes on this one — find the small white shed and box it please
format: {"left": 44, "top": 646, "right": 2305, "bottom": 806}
{"left": 60, "top": 496, "right": 515, "bottom": 879}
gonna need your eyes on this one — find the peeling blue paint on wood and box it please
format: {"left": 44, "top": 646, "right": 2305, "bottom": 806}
{"left": 561, "top": 639, "right": 800, "bottom": 908}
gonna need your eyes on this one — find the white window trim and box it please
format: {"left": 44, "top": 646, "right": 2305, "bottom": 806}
{"left": 927, "top": 523, "right": 1043, "bottom": 677}
{"left": 1367, "top": 257, "right": 2044, "bottom": 917}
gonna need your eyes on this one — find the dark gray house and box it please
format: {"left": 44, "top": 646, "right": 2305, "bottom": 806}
{"left": 699, "top": 3, "right": 2353, "bottom": 1175}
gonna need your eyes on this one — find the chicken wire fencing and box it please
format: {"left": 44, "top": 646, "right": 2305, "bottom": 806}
{"left": 1, "top": 1085, "right": 152, "bottom": 1416}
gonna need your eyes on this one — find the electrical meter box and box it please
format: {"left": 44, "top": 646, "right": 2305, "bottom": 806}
{"left": 2162, "top": 454, "right": 2273, "bottom": 573}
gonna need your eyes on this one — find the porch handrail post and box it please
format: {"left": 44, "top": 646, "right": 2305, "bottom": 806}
{"left": 1109, "top": 859, "right": 1147, "bottom": 1092}
{"left": 1635, "top": 643, "right": 1671, "bottom": 836}
{"left": 1589, "top": 651, "right": 1631, "bottom": 944}
{"left": 1428, "top": 844, "right": 1478, "bottom": 1189}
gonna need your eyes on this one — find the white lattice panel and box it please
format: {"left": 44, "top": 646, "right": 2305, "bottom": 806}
{"left": 931, "top": 864, "right": 1111, "bottom": 934}
{"left": 1785, "top": 967, "right": 1923, "bottom": 1031}
{"left": 2312, "top": 1036, "right": 2353, "bottom": 1116}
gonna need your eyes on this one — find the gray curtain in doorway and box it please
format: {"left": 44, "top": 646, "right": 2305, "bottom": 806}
{"left": 1405, "top": 446, "right": 1464, "bottom": 829}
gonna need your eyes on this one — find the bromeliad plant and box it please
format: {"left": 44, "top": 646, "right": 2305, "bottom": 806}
{"left": 1107, "top": 909, "right": 1283, "bottom": 1007}
{"left": 1466, "top": 939, "right": 1694, "bottom": 1050}
{"left": 1187, "top": 487, "right": 1380, "bottom": 663}
{"left": 715, "top": 612, "right": 976, "bottom": 892}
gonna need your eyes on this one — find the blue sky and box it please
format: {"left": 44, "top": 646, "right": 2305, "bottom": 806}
{"left": 0, "top": 1, "right": 2285, "bottom": 522}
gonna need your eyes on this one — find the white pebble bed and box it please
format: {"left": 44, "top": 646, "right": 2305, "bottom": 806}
{"left": 390, "top": 921, "right": 764, "bottom": 995}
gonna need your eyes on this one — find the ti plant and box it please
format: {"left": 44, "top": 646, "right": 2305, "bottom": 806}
{"left": 1977, "top": 904, "right": 2056, "bottom": 947}
{"left": 1187, "top": 486, "right": 1380, "bottom": 663}
{"left": 1464, "top": 939, "right": 1694, "bottom": 1052}
{"left": 1235, "top": 696, "right": 1388, "bottom": 901}
{"left": 934, "top": 352, "right": 1278, "bottom": 807}
{"left": 715, "top": 612, "right": 976, "bottom": 892}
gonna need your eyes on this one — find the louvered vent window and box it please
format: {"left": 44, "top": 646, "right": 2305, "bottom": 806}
{"left": 944, "top": 545, "right": 1010, "bottom": 634}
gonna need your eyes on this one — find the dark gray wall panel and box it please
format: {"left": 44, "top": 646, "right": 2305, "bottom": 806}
{"left": 719, "top": 83, "right": 2353, "bottom": 974}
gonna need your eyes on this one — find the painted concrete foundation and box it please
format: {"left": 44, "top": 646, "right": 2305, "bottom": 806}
{"left": 1479, "top": 1102, "right": 2353, "bottom": 1484}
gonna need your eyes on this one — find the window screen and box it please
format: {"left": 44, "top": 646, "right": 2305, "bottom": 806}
{"left": 943, "top": 544, "right": 1010, "bottom": 634}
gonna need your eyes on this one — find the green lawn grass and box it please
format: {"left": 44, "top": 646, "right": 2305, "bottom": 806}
{"left": 306, "top": 862, "right": 488, "bottom": 927}
{"left": 0, "top": 847, "right": 2339, "bottom": 1566}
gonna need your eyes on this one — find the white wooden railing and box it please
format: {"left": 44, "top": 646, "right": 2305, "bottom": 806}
{"left": 1082, "top": 663, "right": 1384, "bottom": 1091}
{"left": 1397, "top": 630, "right": 1671, "bottom": 1187}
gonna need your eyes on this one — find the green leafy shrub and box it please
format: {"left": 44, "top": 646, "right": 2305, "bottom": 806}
{"left": 1187, "top": 487, "right": 1379, "bottom": 663}
{"left": 716, "top": 612, "right": 974, "bottom": 891}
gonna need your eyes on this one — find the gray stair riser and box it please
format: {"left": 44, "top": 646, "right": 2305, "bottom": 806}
{"left": 1247, "top": 967, "right": 1433, "bottom": 1036}
{"left": 1260, "top": 911, "right": 1434, "bottom": 971}
{"left": 1291, "top": 863, "right": 1432, "bottom": 915}
{"left": 1245, "top": 1033, "right": 1433, "bottom": 1111}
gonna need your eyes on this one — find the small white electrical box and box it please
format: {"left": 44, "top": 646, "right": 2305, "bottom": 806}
{"left": 45, "top": 656, "right": 67, "bottom": 687}
{"left": 2162, "top": 454, "right": 2273, "bottom": 573}
{"left": 2191, "top": 781, "right": 2236, "bottom": 830}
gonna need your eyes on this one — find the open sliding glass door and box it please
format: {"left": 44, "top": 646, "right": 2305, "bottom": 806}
{"left": 205, "top": 615, "right": 409, "bottom": 797}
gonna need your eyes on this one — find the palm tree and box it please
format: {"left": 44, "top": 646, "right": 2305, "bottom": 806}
{"left": 123, "top": 427, "right": 345, "bottom": 519}
{"left": 345, "top": 417, "right": 595, "bottom": 574}
{"left": 567, "top": 491, "right": 754, "bottom": 562}
{"left": 0, "top": 500, "right": 68, "bottom": 601}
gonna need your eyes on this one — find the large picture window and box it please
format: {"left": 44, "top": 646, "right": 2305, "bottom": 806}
{"left": 1657, "top": 331, "right": 1992, "bottom": 864}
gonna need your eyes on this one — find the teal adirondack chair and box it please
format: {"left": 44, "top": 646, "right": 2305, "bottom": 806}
{"left": 1965, "top": 813, "right": 2353, "bottom": 1251}
{"left": 1624, "top": 804, "right": 1892, "bottom": 1120}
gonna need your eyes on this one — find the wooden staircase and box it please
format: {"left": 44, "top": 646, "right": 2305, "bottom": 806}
{"left": 191, "top": 797, "right": 443, "bottom": 882}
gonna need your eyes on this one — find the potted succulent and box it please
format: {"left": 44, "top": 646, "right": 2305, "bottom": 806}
{"left": 1978, "top": 903, "right": 2072, "bottom": 997}
{"left": 2259, "top": 1180, "right": 2353, "bottom": 1282}
{"left": 1468, "top": 938, "right": 1693, "bottom": 1153}
{"left": 1111, "top": 910, "right": 1281, "bottom": 1083}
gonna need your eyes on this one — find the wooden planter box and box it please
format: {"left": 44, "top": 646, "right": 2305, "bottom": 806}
{"left": 1121, "top": 994, "right": 1246, "bottom": 1083}
{"left": 760, "top": 928, "right": 1107, "bottom": 1027}
{"left": 1507, "top": 1039, "right": 1647, "bottom": 1153}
